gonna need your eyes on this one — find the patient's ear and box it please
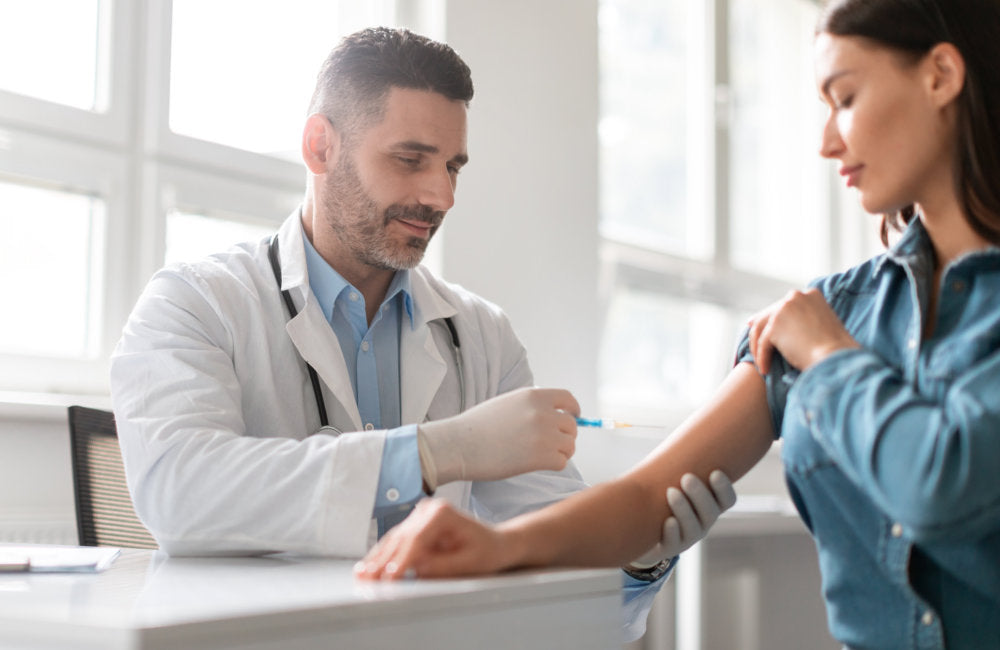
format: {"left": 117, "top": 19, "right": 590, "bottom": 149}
{"left": 923, "top": 42, "right": 965, "bottom": 108}
{"left": 301, "top": 113, "right": 342, "bottom": 175}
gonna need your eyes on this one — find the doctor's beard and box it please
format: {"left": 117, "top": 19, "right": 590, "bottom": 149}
{"left": 323, "top": 156, "right": 444, "bottom": 271}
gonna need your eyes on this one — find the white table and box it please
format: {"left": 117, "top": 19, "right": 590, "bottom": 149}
{"left": 0, "top": 550, "right": 623, "bottom": 649}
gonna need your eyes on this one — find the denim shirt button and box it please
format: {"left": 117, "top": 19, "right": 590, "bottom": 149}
{"left": 891, "top": 523, "right": 903, "bottom": 538}
{"left": 952, "top": 280, "right": 966, "bottom": 293}
{"left": 921, "top": 610, "right": 934, "bottom": 626}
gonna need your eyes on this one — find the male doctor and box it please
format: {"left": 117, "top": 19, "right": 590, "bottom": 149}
{"left": 110, "top": 27, "right": 732, "bottom": 640}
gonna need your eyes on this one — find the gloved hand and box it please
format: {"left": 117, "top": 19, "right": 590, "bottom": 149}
{"left": 417, "top": 387, "right": 579, "bottom": 490}
{"left": 628, "top": 470, "right": 736, "bottom": 569}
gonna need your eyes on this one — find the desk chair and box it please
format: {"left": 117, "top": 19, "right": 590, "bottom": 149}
{"left": 68, "top": 406, "right": 158, "bottom": 549}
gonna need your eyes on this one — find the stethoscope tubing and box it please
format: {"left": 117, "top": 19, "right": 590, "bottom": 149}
{"left": 268, "top": 234, "right": 465, "bottom": 432}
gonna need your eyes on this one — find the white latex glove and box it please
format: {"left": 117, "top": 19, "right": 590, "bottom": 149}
{"left": 629, "top": 470, "right": 736, "bottom": 569}
{"left": 417, "top": 387, "right": 579, "bottom": 490}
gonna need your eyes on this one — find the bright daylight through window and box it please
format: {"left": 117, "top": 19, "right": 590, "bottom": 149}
{"left": 0, "top": 0, "right": 394, "bottom": 394}
{"left": 597, "top": 0, "right": 878, "bottom": 425}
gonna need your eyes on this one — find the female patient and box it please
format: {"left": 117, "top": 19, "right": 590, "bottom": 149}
{"left": 358, "top": 0, "right": 1000, "bottom": 646}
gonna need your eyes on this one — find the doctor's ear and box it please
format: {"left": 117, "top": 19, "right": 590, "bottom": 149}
{"left": 302, "top": 114, "right": 342, "bottom": 174}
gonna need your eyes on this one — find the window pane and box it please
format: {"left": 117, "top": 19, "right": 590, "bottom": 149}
{"left": 599, "top": 288, "right": 735, "bottom": 416}
{"left": 0, "top": 181, "right": 104, "bottom": 358}
{"left": 165, "top": 211, "right": 274, "bottom": 265}
{"left": 728, "top": 0, "right": 827, "bottom": 282}
{"left": 169, "top": 0, "right": 394, "bottom": 160}
{"left": 599, "top": 0, "right": 709, "bottom": 256}
{"left": 0, "top": 0, "right": 105, "bottom": 110}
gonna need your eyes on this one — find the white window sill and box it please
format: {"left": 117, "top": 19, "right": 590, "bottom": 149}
{"left": 0, "top": 391, "right": 111, "bottom": 422}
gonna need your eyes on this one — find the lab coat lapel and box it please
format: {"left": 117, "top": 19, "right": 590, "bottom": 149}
{"left": 400, "top": 269, "right": 457, "bottom": 424}
{"left": 286, "top": 306, "right": 363, "bottom": 431}
{"left": 400, "top": 320, "right": 448, "bottom": 425}
{"left": 275, "top": 213, "right": 363, "bottom": 431}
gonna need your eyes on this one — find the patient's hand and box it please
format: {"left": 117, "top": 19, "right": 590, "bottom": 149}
{"left": 748, "top": 288, "right": 859, "bottom": 374}
{"left": 354, "top": 499, "right": 510, "bottom": 580}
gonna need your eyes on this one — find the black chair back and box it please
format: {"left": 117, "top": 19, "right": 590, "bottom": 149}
{"left": 68, "top": 406, "right": 157, "bottom": 549}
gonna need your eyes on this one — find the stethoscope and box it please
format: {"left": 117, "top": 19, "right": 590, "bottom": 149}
{"left": 268, "top": 234, "right": 465, "bottom": 431}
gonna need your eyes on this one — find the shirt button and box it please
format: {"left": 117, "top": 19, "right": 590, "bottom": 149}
{"left": 891, "top": 523, "right": 903, "bottom": 538}
{"left": 952, "top": 280, "right": 965, "bottom": 292}
{"left": 921, "top": 611, "right": 934, "bottom": 626}
{"left": 365, "top": 422, "right": 374, "bottom": 431}
{"left": 907, "top": 338, "right": 917, "bottom": 350}
{"left": 386, "top": 488, "right": 400, "bottom": 502}
{"left": 349, "top": 292, "right": 359, "bottom": 301}
{"left": 361, "top": 341, "right": 370, "bottom": 352}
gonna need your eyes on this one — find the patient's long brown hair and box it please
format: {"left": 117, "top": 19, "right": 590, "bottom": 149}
{"left": 819, "top": 0, "right": 1000, "bottom": 246}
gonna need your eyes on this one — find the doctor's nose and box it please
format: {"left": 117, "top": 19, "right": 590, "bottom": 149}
{"left": 417, "top": 167, "right": 456, "bottom": 212}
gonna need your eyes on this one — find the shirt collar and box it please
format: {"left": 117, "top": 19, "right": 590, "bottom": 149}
{"left": 875, "top": 216, "right": 1000, "bottom": 277}
{"left": 302, "top": 232, "right": 414, "bottom": 325}
{"left": 875, "top": 217, "right": 932, "bottom": 276}
{"left": 385, "top": 268, "right": 415, "bottom": 325}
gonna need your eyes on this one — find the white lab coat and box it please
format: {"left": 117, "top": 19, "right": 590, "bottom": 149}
{"left": 110, "top": 212, "right": 588, "bottom": 557}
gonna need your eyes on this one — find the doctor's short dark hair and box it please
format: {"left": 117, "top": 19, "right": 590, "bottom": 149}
{"left": 819, "top": 0, "right": 1000, "bottom": 246}
{"left": 308, "top": 27, "right": 474, "bottom": 145}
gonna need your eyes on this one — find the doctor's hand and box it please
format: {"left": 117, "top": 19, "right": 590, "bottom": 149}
{"left": 355, "top": 499, "right": 513, "bottom": 581}
{"left": 747, "top": 288, "right": 859, "bottom": 375}
{"left": 417, "top": 387, "right": 579, "bottom": 490}
{"left": 628, "top": 471, "right": 736, "bottom": 570}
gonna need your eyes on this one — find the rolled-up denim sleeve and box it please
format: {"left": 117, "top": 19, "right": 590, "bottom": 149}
{"left": 372, "top": 424, "right": 425, "bottom": 516}
{"left": 787, "top": 346, "right": 1000, "bottom": 543}
{"left": 734, "top": 326, "right": 793, "bottom": 439}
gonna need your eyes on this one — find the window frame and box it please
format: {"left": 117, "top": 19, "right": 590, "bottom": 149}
{"left": 0, "top": 0, "right": 410, "bottom": 396}
{"left": 596, "top": 0, "right": 875, "bottom": 424}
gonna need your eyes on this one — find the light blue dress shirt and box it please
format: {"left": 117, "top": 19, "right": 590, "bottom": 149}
{"left": 737, "top": 218, "right": 1000, "bottom": 649}
{"left": 303, "top": 235, "right": 423, "bottom": 534}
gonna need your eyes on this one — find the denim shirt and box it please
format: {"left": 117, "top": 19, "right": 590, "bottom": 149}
{"left": 736, "top": 219, "right": 1000, "bottom": 649}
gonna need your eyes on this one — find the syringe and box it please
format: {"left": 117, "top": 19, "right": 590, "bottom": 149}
{"left": 576, "top": 417, "right": 644, "bottom": 429}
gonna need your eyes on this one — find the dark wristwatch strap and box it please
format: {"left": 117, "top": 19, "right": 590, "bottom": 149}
{"left": 622, "top": 556, "right": 677, "bottom": 582}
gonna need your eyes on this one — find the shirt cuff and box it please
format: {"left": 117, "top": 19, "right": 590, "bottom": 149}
{"left": 620, "top": 559, "right": 674, "bottom": 642}
{"left": 372, "top": 424, "right": 424, "bottom": 515}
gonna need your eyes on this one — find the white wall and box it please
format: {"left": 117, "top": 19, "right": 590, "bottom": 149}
{"left": 442, "top": 0, "right": 600, "bottom": 410}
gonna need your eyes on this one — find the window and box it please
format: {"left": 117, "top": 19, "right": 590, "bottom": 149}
{"left": 0, "top": 0, "right": 399, "bottom": 394}
{"left": 169, "top": 0, "right": 393, "bottom": 160}
{"left": 728, "top": 0, "right": 830, "bottom": 282}
{"left": 0, "top": 0, "right": 108, "bottom": 111}
{"left": 598, "top": 0, "right": 880, "bottom": 424}
{"left": 599, "top": 0, "right": 710, "bottom": 258}
{"left": 0, "top": 180, "right": 105, "bottom": 359}
{"left": 165, "top": 212, "right": 274, "bottom": 266}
